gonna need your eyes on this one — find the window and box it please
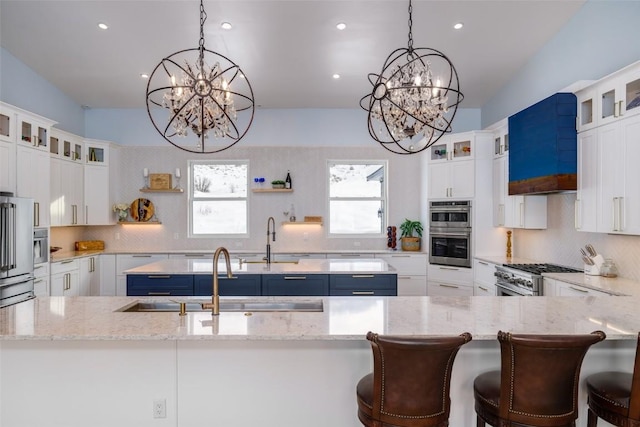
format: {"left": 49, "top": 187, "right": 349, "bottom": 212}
{"left": 189, "top": 160, "right": 248, "bottom": 236}
{"left": 328, "top": 161, "right": 387, "bottom": 235}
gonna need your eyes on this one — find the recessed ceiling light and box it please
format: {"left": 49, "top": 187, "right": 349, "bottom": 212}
{"left": 221, "top": 22, "right": 232, "bottom": 30}
{"left": 140, "top": 73, "right": 149, "bottom": 79}
{"left": 336, "top": 22, "right": 347, "bottom": 30}
{"left": 453, "top": 22, "right": 464, "bottom": 30}
{"left": 97, "top": 22, "right": 109, "bottom": 30}
{"left": 332, "top": 74, "right": 340, "bottom": 79}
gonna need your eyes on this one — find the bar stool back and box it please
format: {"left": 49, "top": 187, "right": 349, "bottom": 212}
{"left": 356, "top": 331, "right": 472, "bottom": 427}
{"left": 474, "top": 330, "right": 606, "bottom": 427}
{"left": 586, "top": 332, "right": 640, "bottom": 426}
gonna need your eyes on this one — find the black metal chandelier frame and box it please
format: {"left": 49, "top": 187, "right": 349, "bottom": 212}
{"left": 145, "top": 0, "right": 255, "bottom": 153}
{"left": 360, "top": 0, "right": 464, "bottom": 155}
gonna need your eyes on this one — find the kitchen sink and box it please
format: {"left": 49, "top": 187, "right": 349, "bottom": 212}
{"left": 116, "top": 300, "right": 323, "bottom": 313}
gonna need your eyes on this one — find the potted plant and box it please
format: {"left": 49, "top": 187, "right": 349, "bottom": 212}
{"left": 399, "top": 219, "right": 423, "bottom": 251}
{"left": 271, "top": 180, "right": 286, "bottom": 189}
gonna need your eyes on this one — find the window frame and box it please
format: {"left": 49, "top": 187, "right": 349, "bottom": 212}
{"left": 327, "top": 160, "right": 388, "bottom": 238}
{"left": 188, "top": 159, "right": 250, "bottom": 238}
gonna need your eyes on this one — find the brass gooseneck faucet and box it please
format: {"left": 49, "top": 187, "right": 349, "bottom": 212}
{"left": 265, "top": 216, "right": 276, "bottom": 264}
{"left": 201, "top": 247, "right": 233, "bottom": 316}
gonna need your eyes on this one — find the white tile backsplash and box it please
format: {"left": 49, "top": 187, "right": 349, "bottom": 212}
{"left": 513, "top": 193, "right": 640, "bottom": 281}
{"left": 68, "top": 145, "right": 422, "bottom": 253}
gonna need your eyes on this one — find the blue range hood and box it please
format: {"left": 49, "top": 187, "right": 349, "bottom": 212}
{"left": 508, "top": 92, "right": 577, "bottom": 195}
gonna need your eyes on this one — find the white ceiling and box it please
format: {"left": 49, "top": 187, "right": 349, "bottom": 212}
{"left": 0, "top": 0, "right": 585, "bottom": 110}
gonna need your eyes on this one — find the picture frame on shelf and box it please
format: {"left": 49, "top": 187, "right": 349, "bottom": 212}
{"left": 149, "top": 173, "right": 172, "bottom": 190}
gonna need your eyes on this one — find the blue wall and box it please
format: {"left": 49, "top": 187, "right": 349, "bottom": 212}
{"left": 85, "top": 107, "right": 481, "bottom": 146}
{"left": 482, "top": 0, "right": 640, "bottom": 128}
{"left": 0, "top": 47, "right": 85, "bottom": 135}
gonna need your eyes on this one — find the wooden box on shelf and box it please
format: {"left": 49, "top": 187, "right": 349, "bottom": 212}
{"left": 149, "top": 173, "right": 171, "bottom": 190}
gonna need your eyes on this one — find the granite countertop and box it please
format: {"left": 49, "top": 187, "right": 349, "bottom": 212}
{"left": 50, "top": 249, "right": 428, "bottom": 263}
{"left": 543, "top": 272, "right": 637, "bottom": 296}
{"left": 1, "top": 295, "right": 639, "bottom": 341}
{"left": 124, "top": 258, "right": 397, "bottom": 275}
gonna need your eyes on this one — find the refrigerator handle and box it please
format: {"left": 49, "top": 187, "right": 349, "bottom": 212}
{"left": 0, "top": 202, "right": 17, "bottom": 271}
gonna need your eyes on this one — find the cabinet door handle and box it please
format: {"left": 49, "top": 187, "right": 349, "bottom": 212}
{"left": 499, "top": 204, "right": 505, "bottom": 226}
{"left": 60, "top": 260, "right": 74, "bottom": 264}
{"left": 147, "top": 275, "right": 171, "bottom": 279}
{"left": 284, "top": 276, "right": 306, "bottom": 280}
{"left": 569, "top": 286, "right": 588, "bottom": 293}
{"left": 398, "top": 276, "right": 411, "bottom": 279}
{"left": 574, "top": 199, "right": 580, "bottom": 230}
{"left": 352, "top": 274, "right": 374, "bottom": 278}
{"left": 439, "top": 284, "right": 459, "bottom": 289}
{"left": 34, "top": 202, "right": 40, "bottom": 227}
{"left": 519, "top": 202, "right": 525, "bottom": 227}
{"left": 478, "top": 261, "right": 488, "bottom": 266}
{"left": 390, "top": 255, "right": 410, "bottom": 258}
{"left": 439, "top": 267, "right": 459, "bottom": 271}
{"left": 90, "top": 257, "right": 95, "bottom": 272}
{"left": 479, "top": 286, "right": 488, "bottom": 291}
{"left": 148, "top": 292, "right": 171, "bottom": 296}
{"left": 85, "top": 206, "right": 89, "bottom": 225}
{"left": 614, "top": 100, "right": 619, "bottom": 118}
{"left": 132, "top": 255, "right": 152, "bottom": 258}
{"left": 34, "top": 279, "right": 44, "bottom": 284}
{"left": 340, "top": 254, "right": 361, "bottom": 257}
{"left": 352, "top": 291, "right": 375, "bottom": 295}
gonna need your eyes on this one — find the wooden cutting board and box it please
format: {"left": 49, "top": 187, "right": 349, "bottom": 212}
{"left": 130, "top": 198, "right": 155, "bottom": 222}
{"left": 75, "top": 240, "right": 105, "bottom": 251}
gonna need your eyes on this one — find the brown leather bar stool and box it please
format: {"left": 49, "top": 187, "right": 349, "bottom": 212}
{"left": 586, "top": 332, "right": 640, "bottom": 427}
{"left": 356, "top": 331, "right": 472, "bottom": 427}
{"left": 473, "top": 330, "right": 606, "bottom": 427}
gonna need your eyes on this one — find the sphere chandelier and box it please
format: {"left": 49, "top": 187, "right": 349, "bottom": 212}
{"left": 146, "top": 0, "right": 255, "bottom": 153}
{"left": 360, "top": 0, "right": 464, "bottom": 155}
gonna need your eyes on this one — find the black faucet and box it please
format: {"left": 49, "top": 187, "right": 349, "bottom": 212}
{"left": 265, "top": 216, "right": 276, "bottom": 264}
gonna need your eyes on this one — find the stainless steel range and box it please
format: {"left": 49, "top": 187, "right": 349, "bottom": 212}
{"left": 494, "top": 263, "right": 583, "bottom": 296}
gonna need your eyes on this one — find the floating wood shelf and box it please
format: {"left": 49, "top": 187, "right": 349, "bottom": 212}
{"left": 282, "top": 221, "right": 322, "bottom": 225}
{"left": 118, "top": 221, "right": 162, "bottom": 225}
{"left": 139, "top": 188, "right": 183, "bottom": 193}
{"left": 252, "top": 188, "right": 293, "bottom": 193}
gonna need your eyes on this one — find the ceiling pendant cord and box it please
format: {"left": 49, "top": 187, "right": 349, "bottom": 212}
{"left": 407, "top": 0, "right": 413, "bottom": 54}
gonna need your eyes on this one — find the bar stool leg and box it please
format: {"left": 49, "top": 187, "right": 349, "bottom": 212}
{"left": 476, "top": 414, "right": 485, "bottom": 426}
{"left": 586, "top": 408, "right": 598, "bottom": 427}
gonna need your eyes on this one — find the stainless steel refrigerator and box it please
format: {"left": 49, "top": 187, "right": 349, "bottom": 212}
{"left": 0, "top": 192, "right": 35, "bottom": 308}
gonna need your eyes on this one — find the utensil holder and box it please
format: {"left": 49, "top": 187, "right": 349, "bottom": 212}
{"left": 584, "top": 263, "right": 600, "bottom": 276}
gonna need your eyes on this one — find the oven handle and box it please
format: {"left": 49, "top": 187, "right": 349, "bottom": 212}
{"left": 495, "top": 282, "right": 531, "bottom": 296}
{"left": 430, "top": 232, "right": 471, "bottom": 238}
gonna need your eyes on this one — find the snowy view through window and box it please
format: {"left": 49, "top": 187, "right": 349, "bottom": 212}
{"left": 191, "top": 162, "right": 247, "bottom": 235}
{"left": 329, "top": 162, "right": 386, "bottom": 234}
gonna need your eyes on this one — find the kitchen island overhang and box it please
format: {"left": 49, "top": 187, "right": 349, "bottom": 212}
{"left": 1, "top": 295, "right": 638, "bottom": 427}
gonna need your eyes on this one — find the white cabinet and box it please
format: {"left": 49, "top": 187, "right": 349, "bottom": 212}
{"left": 16, "top": 146, "right": 50, "bottom": 227}
{"left": 543, "top": 277, "right": 611, "bottom": 297}
{"left": 0, "top": 132, "right": 16, "bottom": 195}
{"left": 473, "top": 259, "right": 497, "bottom": 296}
{"left": 84, "top": 139, "right": 116, "bottom": 225}
{"left": 116, "top": 254, "right": 168, "bottom": 296}
{"left": 98, "top": 254, "right": 117, "bottom": 296}
{"left": 33, "top": 262, "right": 50, "bottom": 297}
{"left": 79, "top": 256, "right": 100, "bottom": 296}
{"left": 16, "top": 112, "right": 53, "bottom": 152}
{"left": 50, "top": 158, "right": 84, "bottom": 226}
{"left": 576, "top": 115, "right": 640, "bottom": 235}
{"left": 49, "top": 128, "right": 83, "bottom": 162}
{"left": 50, "top": 259, "right": 80, "bottom": 297}
{"left": 492, "top": 146, "right": 547, "bottom": 229}
{"left": 577, "top": 61, "right": 640, "bottom": 132}
{"left": 493, "top": 124, "right": 509, "bottom": 158}
{"left": 427, "top": 264, "right": 473, "bottom": 296}
{"left": 376, "top": 253, "right": 427, "bottom": 296}
{"left": 428, "top": 132, "right": 475, "bottom": 200}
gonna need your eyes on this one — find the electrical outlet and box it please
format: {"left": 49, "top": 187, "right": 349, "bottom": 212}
{"left": 115, "top": 232, "right": 120, "bottom": 240}
{"left": 303, "top": 232, "right": 309, "bottom": 241}
{"left": 173, "top": 232, "right": 179, "bottom": 240}
{"left": 153, "top": 399, "right": 166, "bottom": 418}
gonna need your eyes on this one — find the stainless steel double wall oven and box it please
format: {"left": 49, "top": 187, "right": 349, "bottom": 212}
{"left": 428, "top": 201, "right": 472, "bottom": 268}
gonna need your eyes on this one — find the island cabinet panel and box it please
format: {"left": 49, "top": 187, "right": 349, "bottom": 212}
{"left": 127, "top": 274, "right": 194, "bottom": 296}
{"left": 194, "top": 275, "right": 261, "bottom": 296}
{"left": 329, "top": 274, "right": 397, "bottom": 296}
{"left": 262, "top": 274, "right": 329, "bottom": 296}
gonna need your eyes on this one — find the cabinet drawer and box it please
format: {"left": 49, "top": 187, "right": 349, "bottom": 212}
{"left": 262, "top": 275, "right": 329, "bottom": 296}
{"left": 427, "top": 281, "right": 473, "bottom": 297}
{"left": 34, "top": 262, "right": 50, "bottom": 278}
{"left": 473, "top": 259, "right": 497, "bottom": 285}
{"left": 474, "top": 282, "right": 497, "bottom": 296}
{"left": 428, "top": 264, "right": 473, "bottom": 285}
{"left": 194, "top": 275, "right": 261, "bottom": 296}
{"left": 329, "top": 274, "right": 397, "bottom": 296}
{"left": 116, "top": 254, "right": 168, "bottom": 273}
{"left": 126, "top": 274, "right": 194, "bottom": 296}
{"left": 51, "top": 259, "right": 79, "bottom": 275}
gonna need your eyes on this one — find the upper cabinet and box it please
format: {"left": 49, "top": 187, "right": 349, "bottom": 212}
{"left": 50, "top": 128, "right": 83, "bottom": 162}
{"left": 17, "top": 112, "right": 55, "bottom": 152}
{"left": 493, "top": 124, "right": 509, "bottom": 158}
{"left": 0, "top": 104, "right": 17, "bottom": 194}
{"left": 577, "top": 61, "right": 640, "bottom": 132}
{"left": 427, "top": 132, "right": 476, "bottom": 200}
{"left": 84, "top": 139, "right": 118, "bottom": 225}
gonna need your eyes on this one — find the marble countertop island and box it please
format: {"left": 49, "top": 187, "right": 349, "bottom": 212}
{"left": 1, "top": 294, "right": 639, "bottom": 341}
{"left": 123, "top": 258, "right": 397, "bottom": 275}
